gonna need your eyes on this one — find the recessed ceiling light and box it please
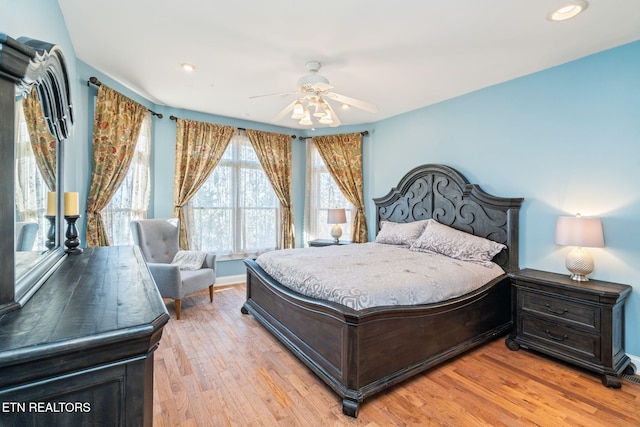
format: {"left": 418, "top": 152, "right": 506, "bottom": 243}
{"left": 548, "top": 1, "right": 588, "bottom": 21}
{"left": 181, "top": 63, "right": 196, "bottom": 72}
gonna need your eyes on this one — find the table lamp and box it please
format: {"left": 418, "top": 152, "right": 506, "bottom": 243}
{"left": 327, "top": 208, "right": 347, "bottom": 244}
{"left": 555, "top": 214, "right": 604, "bottom": 281}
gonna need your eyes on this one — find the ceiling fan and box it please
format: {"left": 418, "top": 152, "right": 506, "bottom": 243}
{"left": 250, "top": 61, "right": 378, "bottom": 127}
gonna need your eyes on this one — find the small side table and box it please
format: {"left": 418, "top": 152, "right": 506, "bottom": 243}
{"left": 506, "top": 268, "right": 634, "bottom": 388}
{"left": 308, "top": 239, "right": 353, "bottom": 247}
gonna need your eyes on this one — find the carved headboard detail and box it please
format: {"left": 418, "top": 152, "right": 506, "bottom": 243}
{"left": 373, "top": 164, "right": 524, "bottom": 271}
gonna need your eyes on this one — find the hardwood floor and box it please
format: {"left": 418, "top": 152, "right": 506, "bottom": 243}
{"left": 152, "top": 284, "right": 640, "bottom": 426}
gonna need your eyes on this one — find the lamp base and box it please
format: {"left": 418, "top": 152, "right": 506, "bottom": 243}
{"left": 565, "top": 246, "right": 593, "bottom": 282}
{"left": 331, "top": 224, "right": 343, "bottom": 244}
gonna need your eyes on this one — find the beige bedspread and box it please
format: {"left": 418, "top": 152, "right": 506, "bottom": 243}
{"left": 255, "top": 242, "right": 505, "bottom": 310}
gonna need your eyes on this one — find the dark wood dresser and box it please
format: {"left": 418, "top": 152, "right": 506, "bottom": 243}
{"left": 506, "top": 268, "right": 634, "bottom": 387}
{"left": 0, "top": 246, "right": 169, "bottom": 426}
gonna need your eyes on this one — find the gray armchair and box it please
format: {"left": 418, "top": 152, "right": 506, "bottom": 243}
{"left": 130, "top": 218, "right": 216, "bottom": 319}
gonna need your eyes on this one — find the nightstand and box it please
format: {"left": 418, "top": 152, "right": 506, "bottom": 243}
{"left": 308, "top": 239, "right": 352, "bottom": 247}
{"left": 505, "top": 269, "right": 634, "bottom": 388}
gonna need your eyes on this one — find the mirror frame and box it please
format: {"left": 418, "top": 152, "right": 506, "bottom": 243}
{"left": 0, "top": 34, "right": 73, "bottom": 315}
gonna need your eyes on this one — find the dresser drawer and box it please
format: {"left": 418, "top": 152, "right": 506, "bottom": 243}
{"left": 520, "top": 315, "right": 601, "bottom": 362}
{"left": 519, "top": 289, "right": 600, "bottom": 332}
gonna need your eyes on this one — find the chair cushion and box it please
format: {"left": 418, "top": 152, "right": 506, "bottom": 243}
{"left": 180, "top": 268, "right": 215, "bottom": 297}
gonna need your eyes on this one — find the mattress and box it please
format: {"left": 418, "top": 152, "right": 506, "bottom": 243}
{"left": 255, "top": 242, "right": 505, "bottom": 310}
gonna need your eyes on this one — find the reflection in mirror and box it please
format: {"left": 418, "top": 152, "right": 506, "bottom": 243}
{"left": 14, "top": 90, "right": 57, "bottom": 279}
{"left": 0, "top": 34, "right": 73, "bottom": 314}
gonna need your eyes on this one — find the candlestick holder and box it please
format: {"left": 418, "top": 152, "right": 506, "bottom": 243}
{"left": 64, "top": 215, "right": 83, "bottom": 255}
{"left": 45, "top": 215, "right": 56, "bottom": 250}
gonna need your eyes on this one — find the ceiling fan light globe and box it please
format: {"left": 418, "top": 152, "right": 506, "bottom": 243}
{"left": 313, "top": 103, "right": 327, "bottom": 118}
{"left": 291, "top": 101, "right": 305, "bottom": 119}
{"left": 319, "top": 110, "right": 333, "bottom": 124}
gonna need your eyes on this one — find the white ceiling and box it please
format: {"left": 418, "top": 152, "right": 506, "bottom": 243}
{"left": 58, "top": 0, "right": 640, "bottom": 129}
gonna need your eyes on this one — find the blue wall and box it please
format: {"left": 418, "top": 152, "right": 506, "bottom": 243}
{"left": 366, "top": 41, "right": 640, "bottom": 355}
{"left": 2, "top": 0, "right": 638, "bottom": 355}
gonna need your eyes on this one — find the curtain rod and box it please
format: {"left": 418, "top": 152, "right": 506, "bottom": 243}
{"left": 297, "top": 130, "right": 369, "bottom": 140}
{"left": 169, "top": 115, "right": 297, "bottom": 139}
{"left": 87, "top": 77, "right": 163, "bottom": 119}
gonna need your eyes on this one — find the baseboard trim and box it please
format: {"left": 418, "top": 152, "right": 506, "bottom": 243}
{"left": 215, "top": 274, "right": 245, "bottom": 287}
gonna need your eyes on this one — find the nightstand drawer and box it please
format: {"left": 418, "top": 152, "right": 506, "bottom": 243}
{"left": 521, "top": 316, "right": 601, "bottom": 361}
{"left": 519, "top": 290, "right": 600, "bottom": 332}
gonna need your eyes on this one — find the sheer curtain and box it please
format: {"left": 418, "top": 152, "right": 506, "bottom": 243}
{"left": 304, "top": 139, "right": 355, "bottom": 243}
{"left": 102, "top": 113, "right": 152, "bottom": 245}
{"left": 188, "top": 130, "right": 280, "bottom": 259}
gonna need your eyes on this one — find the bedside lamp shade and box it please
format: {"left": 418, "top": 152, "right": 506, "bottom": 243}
{"left": 555, "top": 215, "right": 604, "bottom": 282}
{"left": 327, "top": 208, "right": 347, "bottom": 244}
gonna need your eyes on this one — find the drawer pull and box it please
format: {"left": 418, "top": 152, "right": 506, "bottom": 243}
{"left": 545, "top": 329, "right": 568, "bottom": 342}
{"left": 545, "top": 304, "right": 568, "bottom": 316}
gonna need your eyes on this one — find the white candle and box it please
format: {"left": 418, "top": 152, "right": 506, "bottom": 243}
{"left": 64, "top": 192, "right": 79, "bottom": 216}
{"left": 47, "top": 192, "right": 56, "bottom": 216}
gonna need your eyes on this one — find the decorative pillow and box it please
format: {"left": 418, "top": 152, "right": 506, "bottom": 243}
{"left": 171, "top": 250, "right": 207, "bottom": 270}
{"left": 375, "top": 220, "right": 430, "bottom": 246}
{"left": 410, "top": 220, "right": 506, "bottom": 266}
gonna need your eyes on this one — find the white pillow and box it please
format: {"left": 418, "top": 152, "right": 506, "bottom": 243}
{"left": 410, "top": 219, "right": 506, "bottom": 266}
{"left": 171, "top": 250, "right": 207, "bottom": 270}
{"left": 375, "top": 220, "right": 430, "bottom": 246}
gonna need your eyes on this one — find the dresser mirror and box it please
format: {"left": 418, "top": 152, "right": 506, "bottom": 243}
{"left": 0, "top": 34, "right": 73, "bottom": 314}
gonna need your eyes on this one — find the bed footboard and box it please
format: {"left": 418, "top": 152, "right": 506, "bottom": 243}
{"left": 242, "top": 259, "right": 512, "bottom": 417}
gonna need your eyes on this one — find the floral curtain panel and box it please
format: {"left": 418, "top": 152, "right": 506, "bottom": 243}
{"left": 85, "top": 85, "right": 147, "bottom": 247}
{"left": 246, "top": 130, "right": 295, "bottom": 249}
{"left": 173, "top": 118, "right": 236, "bottom": 249}
{"left": 312, "top": 133, "right": 368, "bottom": 243}
{"left": 22, "top": 88, "right": 56, "bottom": 191}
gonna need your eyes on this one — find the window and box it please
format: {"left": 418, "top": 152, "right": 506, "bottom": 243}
{"left": 188, "top": 130, "right": 279, "bottom": 259}
{"left": 102, "top": 113, "right": 152, "bottom": 246}
{"left": 304, "top": 139, "right": 355, "bottom": 243}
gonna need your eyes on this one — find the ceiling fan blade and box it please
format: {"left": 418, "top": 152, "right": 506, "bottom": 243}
{"left": 323, "top": 101, "right": 342, "bottom": 128}
{"left": 271, "top": 99, "right": 298, "bottom": 122}
{"left": 249, "top": 91, "right": 298, "bottom": 99}
{"left": 325, "top": 92, "right": 378, "bottom": 113}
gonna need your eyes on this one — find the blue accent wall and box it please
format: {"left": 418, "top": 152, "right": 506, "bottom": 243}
{"left": 366, "top": 41, "right": 640, "bottom": 355}
{"left": 2, "top": 0, "right": 638, "bottom": 355}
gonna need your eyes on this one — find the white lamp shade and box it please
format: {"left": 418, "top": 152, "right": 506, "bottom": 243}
{"left": 327, "top": 208, "right": 347, "bottom": 224}
{"left": 555, "top": 216, "right": 604, "bottom": 248}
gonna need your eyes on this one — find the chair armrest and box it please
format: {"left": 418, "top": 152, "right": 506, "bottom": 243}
{"left": 146, "top": 262, "right": 181, "bottom": 299}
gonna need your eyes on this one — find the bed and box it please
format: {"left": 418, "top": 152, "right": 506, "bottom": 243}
{"left": 242, "top": 163, "right": 523, "bottom": 417}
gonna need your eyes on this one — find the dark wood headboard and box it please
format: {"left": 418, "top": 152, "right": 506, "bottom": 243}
{"left": 373, "top": 164, "right": 524, "bottom": 272}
